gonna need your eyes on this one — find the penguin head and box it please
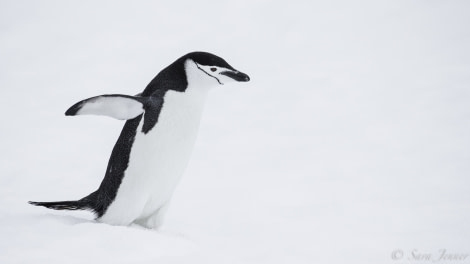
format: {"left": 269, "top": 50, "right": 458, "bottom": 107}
{"left": 183, "top": 52, "right": 250, "bottom": 86}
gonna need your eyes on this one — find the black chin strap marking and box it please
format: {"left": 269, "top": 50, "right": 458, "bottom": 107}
{"left": 195, "top": 62, "right": 223, "bottom": 85}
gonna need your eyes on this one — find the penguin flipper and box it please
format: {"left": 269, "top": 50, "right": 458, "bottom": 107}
{"left": 65, "top": 94, "right": 145, "bottom": 120}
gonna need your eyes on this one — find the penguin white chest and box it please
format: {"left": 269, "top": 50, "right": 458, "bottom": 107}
{"left": 99, "top": 87, "right": 209, "bottom": 226}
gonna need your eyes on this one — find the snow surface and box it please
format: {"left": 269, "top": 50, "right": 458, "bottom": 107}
{"left": 1, "top": 0, "right": 469, "bottom": 263}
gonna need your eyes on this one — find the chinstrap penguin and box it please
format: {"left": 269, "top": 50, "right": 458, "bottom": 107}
{"left": 29, "top": 51, "right": 250, "bottom": 229}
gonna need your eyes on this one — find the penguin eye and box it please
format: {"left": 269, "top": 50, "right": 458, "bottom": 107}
{"left": 210, "top": 67, "right": 217, "bottom": 72}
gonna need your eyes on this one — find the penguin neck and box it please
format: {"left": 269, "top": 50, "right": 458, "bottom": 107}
{"left": 161, "top": 60, "right": 213, "bottom": 125}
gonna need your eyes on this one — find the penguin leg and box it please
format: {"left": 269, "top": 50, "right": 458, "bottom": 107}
{"left": 134, "top": 202, "right": 170, "bottom": 229}
{"left": 97, "top": 195, "right": 148, "bottom": 227}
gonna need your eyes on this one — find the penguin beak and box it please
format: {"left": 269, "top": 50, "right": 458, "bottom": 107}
{"left": 220, "top": 70, "right": 250, "bottom": 82}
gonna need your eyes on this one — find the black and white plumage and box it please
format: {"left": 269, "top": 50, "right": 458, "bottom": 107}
{"left": 29, "top": 52, "right": 250, "bottom": 229}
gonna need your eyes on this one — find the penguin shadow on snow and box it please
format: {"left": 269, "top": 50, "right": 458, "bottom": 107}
{"left": 31, "top": 213, "right": 94, "bottom": 226}
{"left": 30, "top": 212, "right": 190, "bottom": 239}
{"left": 130, "top": 222, "right": 191, "bottom": 239}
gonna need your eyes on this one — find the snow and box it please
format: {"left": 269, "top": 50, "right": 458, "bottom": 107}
{"left": 1, "top": 0, "right": 469, "bottom": 263}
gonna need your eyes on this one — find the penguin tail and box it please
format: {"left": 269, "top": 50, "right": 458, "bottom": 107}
{"left": 28, "top": 200, "right": 88, "bottom": 211}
